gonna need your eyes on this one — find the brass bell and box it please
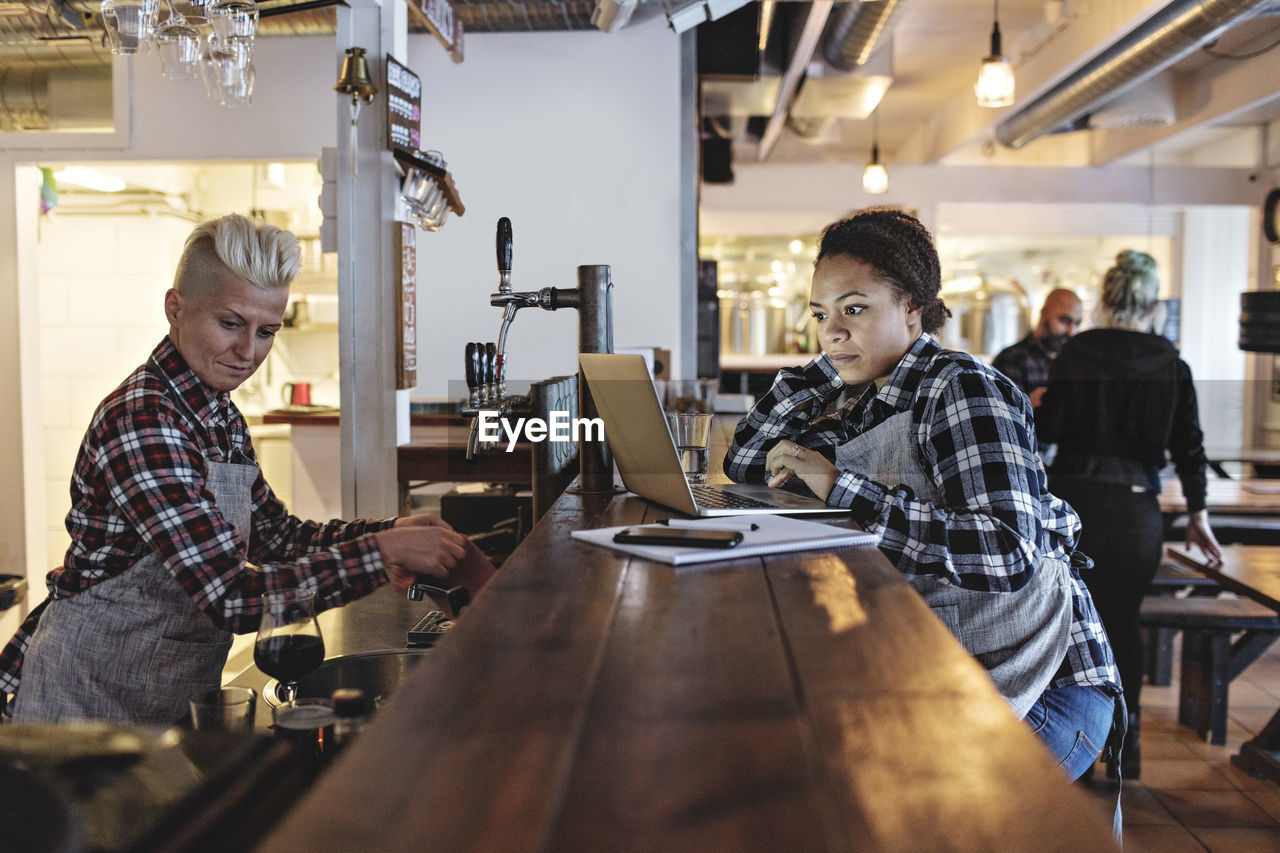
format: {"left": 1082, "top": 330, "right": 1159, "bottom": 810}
{"left": 334, "top": 46, "right": 377, "bottom": 103}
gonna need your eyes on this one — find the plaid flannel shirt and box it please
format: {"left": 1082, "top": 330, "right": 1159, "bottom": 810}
{"left": 0, "top": 338, "right": 393, "bottom": 696}
{"left": 724, "top": 333, "right": 1119, "bottom": 694}
{"left": 991, "top": 332, "right": 1053, "bottom": 397}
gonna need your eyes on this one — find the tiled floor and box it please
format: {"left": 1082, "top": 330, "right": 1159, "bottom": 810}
{"left": 1078, "top": 633, "right": 1280, "bottom": 851}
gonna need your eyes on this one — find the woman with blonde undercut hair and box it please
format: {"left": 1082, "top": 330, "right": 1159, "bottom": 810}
{"left": 1, "top": 213, "right": 487, "bottom": 725}
{"left": 1039, "top": 249, "right": 1222, "bottom": 780}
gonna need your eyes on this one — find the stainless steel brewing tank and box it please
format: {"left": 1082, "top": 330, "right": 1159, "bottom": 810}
{"left": 719, "top": 290, "right": 788, "bottom": 355}
{"left": 936, "top": 272, "right": 1030, "bottom": 358}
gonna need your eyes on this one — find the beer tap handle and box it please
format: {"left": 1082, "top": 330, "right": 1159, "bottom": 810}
{"left": 464, "top": 342, "right": 477, "bottom": 392}
{"left": 496, "top": 217, "right": 512, "bottom": 292}
{"left": 485, "top": 342, "right": 497, "bottom": 389}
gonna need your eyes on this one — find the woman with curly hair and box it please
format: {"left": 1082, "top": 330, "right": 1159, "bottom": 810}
{"left": 725, "top": 208, "right": 1121, "bottom": 781}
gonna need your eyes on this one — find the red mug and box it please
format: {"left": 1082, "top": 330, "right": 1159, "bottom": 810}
{"left": 283, "top": 382, "right": 312, "bottom": 407}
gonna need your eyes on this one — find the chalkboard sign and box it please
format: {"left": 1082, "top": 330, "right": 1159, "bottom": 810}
{"left": 396, "top": 222, "right": 418, "bottom": 389}
{"left": 386, "top": 55, "right": 421, "bottom": 155}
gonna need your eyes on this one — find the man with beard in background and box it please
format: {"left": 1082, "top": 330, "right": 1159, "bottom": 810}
{"left": 993, "top": 288, "right": 1084, "bottom": 409}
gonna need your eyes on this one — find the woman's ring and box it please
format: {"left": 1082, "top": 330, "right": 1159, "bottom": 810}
{"left": 790, "top": 444, "right": 802, "bottom": 458}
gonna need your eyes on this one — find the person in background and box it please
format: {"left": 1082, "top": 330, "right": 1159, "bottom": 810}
{"left": 992, "top": 288, "right": 1084, "bottom": 408}
{"left": 1038, "top": 249, "right": 1222, "bottom": 780}
{"left": 0, "top": 213, "right": 483, "bottom": 725}
{"left": 724, "top": 208, "right": 1122, "bottom": 781}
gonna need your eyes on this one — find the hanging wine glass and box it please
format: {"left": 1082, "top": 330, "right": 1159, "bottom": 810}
{"left": 254, "top": 588, "right": 325, "bottom": 707}
{"left": 154, "top": 0, "right": 201, "bottom": 80}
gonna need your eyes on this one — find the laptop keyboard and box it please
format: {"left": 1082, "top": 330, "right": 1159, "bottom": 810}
{"left": 691, "top": 484, "right": 775, "bottom": 509}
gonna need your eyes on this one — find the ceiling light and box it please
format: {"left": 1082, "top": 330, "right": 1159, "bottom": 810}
{"left": 789, "top": 239, "right": 803, "bottom": 254}
{"left": 862, "top": 111, "right": 888, "bottom": 195}
{"left": 53, "top": 166, "right": 126, "bottom": 193}
{"left": 975, "top": 0, "right": 1014, "bottom": 108}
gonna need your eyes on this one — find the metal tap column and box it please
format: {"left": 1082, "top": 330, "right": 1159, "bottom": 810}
{"left": 575, "top": 265, "right": 614, "bottom": 494}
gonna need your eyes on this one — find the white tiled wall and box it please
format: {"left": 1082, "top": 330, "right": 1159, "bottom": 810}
{"left": 35, "top": 212, "right": 185, "bottom": 570}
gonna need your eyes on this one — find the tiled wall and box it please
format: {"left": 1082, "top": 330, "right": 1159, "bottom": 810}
{"left": 33, "top": 207, "right": 338, "bottom": 572}
{"left": 35, "top": 212, "right": 186, "bottom": 571}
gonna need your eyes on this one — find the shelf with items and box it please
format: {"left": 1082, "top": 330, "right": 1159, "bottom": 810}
{"left": 393, "top": 148, "right": 465, "bottom": 232}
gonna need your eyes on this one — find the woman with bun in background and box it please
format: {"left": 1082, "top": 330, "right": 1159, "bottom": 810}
{"left": 1039, "top": 249, "right": 1223, "bottom": 781}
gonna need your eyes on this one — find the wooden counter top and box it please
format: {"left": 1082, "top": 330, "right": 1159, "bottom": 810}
{"left": 260, "top": 483, "right": 1117, "bottom": 848}
{"left": 261, "top": 409, "right": 462, "bottom": 427}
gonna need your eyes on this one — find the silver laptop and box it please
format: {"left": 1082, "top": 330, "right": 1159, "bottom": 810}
{"left": 579, "top": 353, "right": 841, "bottom": 517}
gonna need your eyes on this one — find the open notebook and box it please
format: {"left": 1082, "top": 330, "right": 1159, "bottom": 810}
{"left": 570, "top": 514, "right": 877, "bottom": 567}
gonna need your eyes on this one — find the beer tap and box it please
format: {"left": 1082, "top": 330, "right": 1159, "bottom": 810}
{"left": 484, "top": 216, "right": 616, "bottom": 494}
{"left": 464, "top": 342, "right": 482, "bottom": 459}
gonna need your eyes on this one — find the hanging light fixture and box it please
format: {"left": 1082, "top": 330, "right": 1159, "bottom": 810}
{"left": 862, "top": 110, "right": 888, "bottom": 195}
{"left": 974, "top": 0, "right": 1014, "bottom": 108}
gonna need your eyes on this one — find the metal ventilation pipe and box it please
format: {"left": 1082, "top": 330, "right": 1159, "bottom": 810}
{"left": 0, "top": 64, "right": 112, "bottom": 131}
{"left": 996, "top": 0, "right": 1273, "bottom": 150}
{"left": 821, "top": 0, "right": 909, "bottom": 71}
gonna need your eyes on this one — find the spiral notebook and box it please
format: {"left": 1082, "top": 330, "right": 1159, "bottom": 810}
{"left": 570, "top": 514, "right": 877, "bottom": 567}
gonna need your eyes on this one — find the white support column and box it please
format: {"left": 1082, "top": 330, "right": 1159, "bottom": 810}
{"left": 336, "top": 0, "right": 409, "bottom": 520}
{"left": 678, "top": 30, "right": 697, "bottom": 379}
{"left": 0, "top": 162, "right": 44, "bottom": 638}
{"left": 1179, "top": 206, "right": 1251, "bottom": 453}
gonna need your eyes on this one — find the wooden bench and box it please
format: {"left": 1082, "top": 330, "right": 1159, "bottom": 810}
{"left": 1144, "top": 560, "right": 1222, "bottom": 686}
{"left": 1139, "top": 595, "right": 1280, "bottom": 744}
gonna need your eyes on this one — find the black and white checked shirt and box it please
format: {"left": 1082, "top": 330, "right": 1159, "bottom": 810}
{"left": 724, "top": 334, "right": 1120, "bottom": 694}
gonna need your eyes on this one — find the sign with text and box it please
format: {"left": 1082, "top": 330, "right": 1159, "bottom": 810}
{"left": 410, "top": 0, "right": 464, "bottom": 63}
{"left": 396, "top": 222, "right": 417, "bottom": 389}
{"left": 386, "top": 55, "right": 421, "bottom": 155}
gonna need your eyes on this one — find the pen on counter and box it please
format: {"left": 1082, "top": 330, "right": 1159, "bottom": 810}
{"left": 658, "top": 518, "right": 759, "bottom": 531}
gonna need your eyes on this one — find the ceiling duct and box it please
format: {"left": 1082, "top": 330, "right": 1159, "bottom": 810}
{"left": 1088, "top": 73, "right": 1176, "bottom": 129}
{"left": 821, "top": 0, "right": 907, "bottom": 71}
{"left": 996, "top": 0, "right": 1274, "bottom": 150}
{"left": 0, "top": 63, "right": 112, "bottom": 130}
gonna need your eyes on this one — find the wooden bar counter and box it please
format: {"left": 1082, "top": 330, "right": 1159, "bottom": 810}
{"left": 260, "top": 484, "right": 1116, "bottom": 848}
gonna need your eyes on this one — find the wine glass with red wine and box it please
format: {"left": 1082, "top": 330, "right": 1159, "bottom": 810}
{"left": 255, "top": 588, "right": 325, "bottom": 706}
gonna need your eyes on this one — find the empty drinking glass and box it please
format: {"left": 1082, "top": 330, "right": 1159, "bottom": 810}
{"left": 208, "top": 0, "right": 259, "bottom": 41}
{"left": 189, "top": 686, "right": 257, "bottom": 731}
{"left": 100, "top": 0, "right": 159, "bottom": 55}
{"left": 154, "top": 13, "right": 201, "bottom": 80}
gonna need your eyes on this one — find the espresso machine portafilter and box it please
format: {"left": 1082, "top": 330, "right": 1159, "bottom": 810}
{"left": 461, "top": 216, "right": 614, "bottom": 493}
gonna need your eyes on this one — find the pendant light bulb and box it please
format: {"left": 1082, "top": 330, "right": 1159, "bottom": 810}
{"left": 862, "top": 147, "right": 888, "bottom": 195}
{"left": 975, "top": 1, "right": 1014, "bottom": 108}
{"left": 863, "top": 112, "right": 888, "bottom": 195}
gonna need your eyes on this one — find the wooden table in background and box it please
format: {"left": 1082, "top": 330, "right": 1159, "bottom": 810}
{"left": 260, "top": 419, "right": 1117, "bottom": 851}
{"left": 1168, "top": 545, "right": 1280, "bottom": 781}
{"left": 1158, "top": 478, "right": 1280, "bottom": 516}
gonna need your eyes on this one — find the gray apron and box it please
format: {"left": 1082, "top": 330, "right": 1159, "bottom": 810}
{"left": 12, "top": 458, "right": 257, "bottom": 725}
{"left": 836, "top": 409, "right": 1072, "bottom": 718}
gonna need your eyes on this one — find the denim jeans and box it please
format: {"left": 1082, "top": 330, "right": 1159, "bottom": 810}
{"left": 1024, "top": 683, "right": 1116, "bottom": 780}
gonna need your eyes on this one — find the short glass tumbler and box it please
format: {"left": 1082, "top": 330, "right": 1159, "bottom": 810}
{"left": 188, "top": 686, "right": 257, "bottom": 731}
{"left": 100, "top": 0, "right": 159, "bottom": 55}
{"left": 154, "top": 16, "right": 202, "bottom": 80}
{"left": 665, "top": 411, "right": 713, "bottom": 484}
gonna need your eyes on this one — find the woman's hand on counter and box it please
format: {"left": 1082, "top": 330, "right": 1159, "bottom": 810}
{"left": 765, "top": 440, "right": 838, "bottom": 502}
{"left": 376, "top": 516, "right": 469, "bottom": 588}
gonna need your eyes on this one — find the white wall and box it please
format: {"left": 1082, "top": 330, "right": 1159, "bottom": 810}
{"left": 404, "top": 22, "right": 684, "bottom": 396}
{"left": 35, "top": 211, "right": 187, "bottom": 575}
{"left": 127, "top": 36, "right": 337, "bottom": 160}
